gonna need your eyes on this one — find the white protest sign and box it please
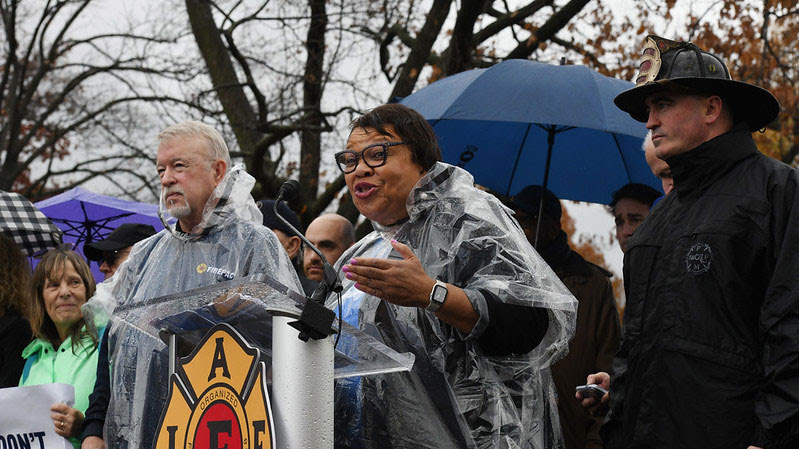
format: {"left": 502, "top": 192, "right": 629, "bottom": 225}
{"left": 0, "top": 383, "right": 74, "bottom": 449}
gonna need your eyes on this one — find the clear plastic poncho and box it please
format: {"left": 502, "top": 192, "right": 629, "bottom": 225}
{"left": 329, "top": 162, "right": 577, "bottom": 449}
{"left": 83, "top": 164, "right": 300, "bottom": 449}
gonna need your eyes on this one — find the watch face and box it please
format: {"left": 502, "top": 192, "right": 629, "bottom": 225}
{"left": 432, "top": 284, "right": 447, "bottom": 303}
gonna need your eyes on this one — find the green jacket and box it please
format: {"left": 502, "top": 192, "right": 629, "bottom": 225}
{"left": 19, "top": 325, "right": 104, "bottom": 449}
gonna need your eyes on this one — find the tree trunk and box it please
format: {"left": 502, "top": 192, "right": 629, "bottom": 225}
{"left": 505, "top": 0, "right": 591, "bottom": 59}
{"left": 299, "top": 0, "right": 327, "bottom": 225}
{"left": 443, "top": 0, "right": 489, "bottom": 75}
{"left": 388, "top": 0, "right": 453, "bottom": 100}
{"left": 185, "top": 0, "right": 263, "bottom": 170}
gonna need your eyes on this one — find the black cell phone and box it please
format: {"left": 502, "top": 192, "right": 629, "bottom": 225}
{"left": 575, "top": 384, "right": 608, "bottom": 400}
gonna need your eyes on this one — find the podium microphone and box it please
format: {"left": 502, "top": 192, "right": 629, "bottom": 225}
{"left": 274, "top": 180, "right": 342, "bottom": 302}
{"left": 277, "top": 179, "right": 300, "bottom": 204}
{"left": 274, "top": 180, "right": 342, "bottom": 341}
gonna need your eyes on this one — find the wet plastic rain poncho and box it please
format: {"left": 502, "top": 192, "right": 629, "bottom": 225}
{"left": 330, "top": 162, "right": 577, "bottom": 449}
{"left": 82, "top": 164, "right": 300, "bottom": 449}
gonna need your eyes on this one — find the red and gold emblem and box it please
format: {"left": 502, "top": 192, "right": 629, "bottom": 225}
{"left": 154, "top": 324, "right": 275, "bottom": 449}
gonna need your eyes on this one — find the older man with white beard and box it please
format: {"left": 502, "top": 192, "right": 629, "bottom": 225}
{"left": 80, "top": 121, "right": 300, "bottom": 449}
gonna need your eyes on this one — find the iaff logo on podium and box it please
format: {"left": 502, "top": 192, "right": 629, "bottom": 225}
{"left": 154, "top": 323, "right": 275, "bottom": 449}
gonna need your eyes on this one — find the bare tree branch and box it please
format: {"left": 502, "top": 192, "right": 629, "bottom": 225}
{"left": 505, "top": 0, "right": 590, "bottom": 59}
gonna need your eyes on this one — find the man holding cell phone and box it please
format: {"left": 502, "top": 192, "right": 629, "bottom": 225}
{"left": 579, "top": 35, "right": 799, "bottom": 449}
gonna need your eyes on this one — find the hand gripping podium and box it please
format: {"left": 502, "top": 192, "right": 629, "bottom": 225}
{"left": 106, "top": 274, "right": 414, "bottom": 449}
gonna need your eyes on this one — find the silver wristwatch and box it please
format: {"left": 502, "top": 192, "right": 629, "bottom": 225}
{"left": 426, "top": 280, "right": 448, "bottom": 313}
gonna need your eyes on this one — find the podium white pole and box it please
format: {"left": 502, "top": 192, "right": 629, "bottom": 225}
{"left": 272, "top": 315, "right": 334, "bottom": 449}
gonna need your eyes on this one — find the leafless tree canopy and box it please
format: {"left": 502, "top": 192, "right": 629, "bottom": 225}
{"left": 0, "top": 0, "right": 196, "bottom": 201}
{"left": 183, "top": 0, "right": 607, "bottom": 226}
{"left": 2, "top": 0, "right": 630, "bottom": 216}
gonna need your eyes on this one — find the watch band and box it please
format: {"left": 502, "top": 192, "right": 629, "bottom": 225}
{"left": 426, "top": 280, "right": 448, "bottom": 313}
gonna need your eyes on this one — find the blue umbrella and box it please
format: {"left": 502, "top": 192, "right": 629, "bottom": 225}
{"left": 35, "top": 187, "right": 165, "bottom": 281}
{"left": 400, "top": 59, "right": 659, "bottom": 204}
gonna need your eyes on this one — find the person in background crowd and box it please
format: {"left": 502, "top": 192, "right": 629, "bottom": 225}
{"left": 510, "top": 185, "right": 620, "bottom": 449}
{"left": 303, "top": 213, "right": 355, "bottom": 281}
{"left": 80, "top": 121, "right": 300, "bottom": 449}
{"left": 0, "top": 233, "right": 33, "bottom": 387}
{"left": 609, "top": 183, "right": 660, "bottom": 253}
{"left": 259, "top": 198, "right": 318, "bottom": 296}
{"left": 260, "top": 199, "right": 303, "bottom": 261}
{"left": 582, "top": 34, "right": 799, "bottom": 449}
{"left": 331, "top": 103, "right": 576, "bottom": 448}
{"left": 20, "top": 246, "right": 103, "bottom": 449}
{"left": 643, "top": 131, "right": 674, "bottom": 196}
{"left": 83, "top": 223, "right": 156, "bottom": 280}
{"left": 79, "top": 223, "right": 155, "bottom": 448}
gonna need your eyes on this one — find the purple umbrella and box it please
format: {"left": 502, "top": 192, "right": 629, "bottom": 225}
{"left": 35, "top": 187, "right": 165, "bottom": 281}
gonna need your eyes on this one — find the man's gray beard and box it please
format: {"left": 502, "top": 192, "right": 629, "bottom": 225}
{"left": 167, "top": 203, "right": 191, "bottom": 218}
{"left": 162, "top": 185, "right": 191, "bottom": 218}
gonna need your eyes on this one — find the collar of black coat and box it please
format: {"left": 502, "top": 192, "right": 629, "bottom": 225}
{"left": 665, "top": 123, "right": 758, "bottom": 197}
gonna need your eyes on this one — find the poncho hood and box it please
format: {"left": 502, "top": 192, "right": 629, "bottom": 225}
{"left": 158, "top": 163, "right": 263, "bottom": 239}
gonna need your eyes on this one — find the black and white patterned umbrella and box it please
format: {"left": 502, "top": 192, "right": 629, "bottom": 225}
{"left": 0, "top": 191, "right": 62, "bottom": 256}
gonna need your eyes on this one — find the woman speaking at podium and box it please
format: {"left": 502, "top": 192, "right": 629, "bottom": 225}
{"left": 331, "top": 103, "right": 577, "bottom": 449}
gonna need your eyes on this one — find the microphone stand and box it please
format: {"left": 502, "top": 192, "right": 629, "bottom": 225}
{"left": 274, "top": 184, "right": 340, "bottom": 341}
{"left": 271, "top": 182, "right": 337, "bottom": 448}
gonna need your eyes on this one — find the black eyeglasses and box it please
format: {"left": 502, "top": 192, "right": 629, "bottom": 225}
{"left": 334, "top": 141, "right": 406, "bottom": 174}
